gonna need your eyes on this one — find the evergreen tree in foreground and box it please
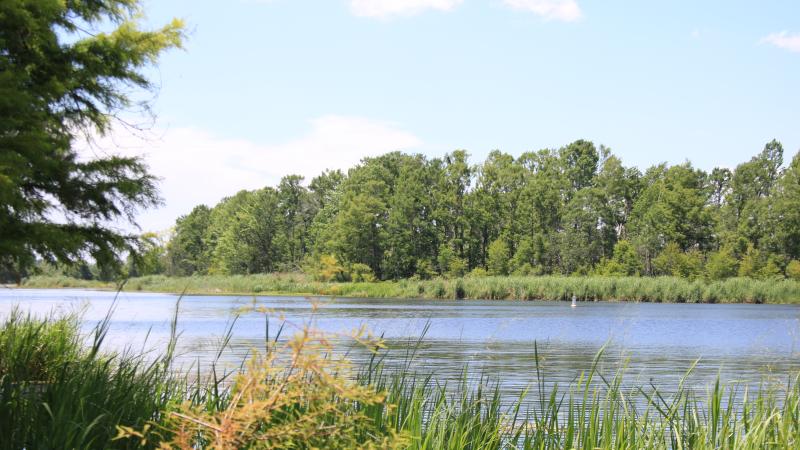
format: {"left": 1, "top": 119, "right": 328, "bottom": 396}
{"left": 0, "top": 0, "right": 184, "bottom": 282}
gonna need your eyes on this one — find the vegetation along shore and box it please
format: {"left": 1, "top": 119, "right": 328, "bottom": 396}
{"left": 2, "top": 309, "right": 798, "bottom": 449}
{"left": 10, "top": 141, "right": 800, "bottom": 306}
{"left": 22, "top": 273, "right": 800, "bottom": 304}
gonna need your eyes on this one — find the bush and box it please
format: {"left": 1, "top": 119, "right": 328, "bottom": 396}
{"left": 738, "top": 244, "right": 762, "bottom": 278}
{"left": 350, "top": 263, "right": 375, "bottom": 282}
{"left": 653, "top": 243, "right": 703, "bottom": 279}
{"left": 467, "top": 267, "right": 489, "bottom": 278}
{"left": 787, "top": 260, "right": 800, "bottom": 280}
{"left": 303, "top": 254, "right": 348, "bottom": 282}
{"left": 706, "top": 247, "right": 739, "bottom": 280}
{"left": 436, "top": 244, "right": 466, "bottom": 277}
{"left": 412, "top": 260, "right": 435, "bottom": 280}
{"left": 131, "top": 328, "right": 405, "bottom": 449}
{"left": 487, "top": 238, "right": 510, "bottom": 276}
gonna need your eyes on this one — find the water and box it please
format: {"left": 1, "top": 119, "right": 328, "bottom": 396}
{"left": 2, "top": 288, "right": 800, "bottom": 403}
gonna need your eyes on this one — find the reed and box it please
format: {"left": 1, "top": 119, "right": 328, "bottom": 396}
{"left": 0, "top": 304, "right": 186, "bottom": 449}
{"left": 23, "top": 273, "right": 800, "bottom": 303}
{"left": 2, "top": 306, "right": 799, "bottom": 448}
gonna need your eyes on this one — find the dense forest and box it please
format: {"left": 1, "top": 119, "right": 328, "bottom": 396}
{"left": 111, "top": 140, "right": 800, "bottom": 282}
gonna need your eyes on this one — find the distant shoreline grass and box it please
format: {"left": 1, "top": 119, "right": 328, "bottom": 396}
{"left": 20, "top": 273, "right": 800, "bottom": 304}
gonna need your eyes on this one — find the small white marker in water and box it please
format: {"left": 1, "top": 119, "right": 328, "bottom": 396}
{"left": 571, "top": 294, "right": 577, "bottom": 308}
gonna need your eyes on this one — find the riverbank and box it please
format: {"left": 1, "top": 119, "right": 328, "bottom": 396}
{"left": 21, "top": 273, "right": 800, "bottom": 303}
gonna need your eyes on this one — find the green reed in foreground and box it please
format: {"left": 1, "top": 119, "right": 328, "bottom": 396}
{"left": 0, "top": 307, "right": 184, "bottom": 449}
{"left": 23, "top": 273, "right": 800, "bottom": 303}
{"left": 1, "top": 308, "right": 798, "bottom": 449}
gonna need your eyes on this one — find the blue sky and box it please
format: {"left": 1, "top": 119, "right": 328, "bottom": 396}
{"left": 112, "top": 0, "right": 800, "bottom": 230}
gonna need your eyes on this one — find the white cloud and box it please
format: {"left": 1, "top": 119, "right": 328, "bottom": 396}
{"left": 502, "top": 0, "right": 582, "bottom": 22}
{"left": 349, "top": 0, "right": 463, "bottom": 18}
{"left": 80, "top": 116, "right": 422, "bottom": 231}
{"left": 761, "top": 31, "right": 800, "bottom": 53}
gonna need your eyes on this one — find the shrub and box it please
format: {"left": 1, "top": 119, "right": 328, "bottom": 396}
{"left": 787, "top": 260, "right": 800, "bottom": 280}
{"left": 129, "top": 328, "right": 405, "bottom": 449}
{"left": 436, "top": 244, "right": 466, "bottom": 277}
{"left": 415, "top": 259, "right": 437, "bottom": 280}
{"left": 350, "top": 263, "right": 375, "bottom": 282}
{"left": 706, "top": 247, "right": 739, "bottom": 280}
{"left": 487, "top": 238, "right": 510, "bottom": 276}
{"left": 303, "top": 254, "right": 348, "bottom": 282}
{"left": 467, "top": 267, "right": 489, "bottom": 278}
{"left": 738, "top": 244, "right": 762, "bottom": 278}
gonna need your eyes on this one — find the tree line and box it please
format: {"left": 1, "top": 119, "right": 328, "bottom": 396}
{"left": 127, "top": 140, "right": 800, "bottom": 282}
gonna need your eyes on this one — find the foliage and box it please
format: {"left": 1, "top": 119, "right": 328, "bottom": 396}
{"left": 0, "top": 0, "right": 184, "bottom": 282}
{"left": 437, "top": 244, "right": 467, "bottom": 278}
{"left": 0, "top": 309, "right": 183, "bottom": 449}
{"left": 350, "top": 263, "right": 376, "bottom": 283}
{"left": 167, "top": 205, "right": 211, "bottom": 276}
{"left": 24, "top": 273, "right": 800, "bottom": 304}
{"left": 127, "top": 232, "right": 168, "bottom": 277}
{"left": 787, "top": 260, "right": 800, "bottom": 280}
{"left": 738, "top": 244, "right": 763, "bottom": 278}
{"left": 705, "top": 247, "right": 739, "bottom": 280}
{"left": 486, "top": 238, "right": 510, "bottom": 276}
{"left": 652, "top": 242, "right": 704, "bottom": 279}
{"left": 597, "top": 240, "right": 642, "bottom": 276}
{"left": 37, "top": 139, "right": 800, "bottom": 285}
{"left": 8, "top": 309, "right": 800, "bottom": 449}
{"left": 129, "top": 328, "right": 404, "bottom": 449}
{"left": 303, "top": 254, "right": 348, "bottom": 282}
{"left": 467, "top": 267, "right": 489, "bottom": 278}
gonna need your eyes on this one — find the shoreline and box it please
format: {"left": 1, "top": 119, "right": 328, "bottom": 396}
{"left": 18, "top": 274, "right": 800, "bottom": 304}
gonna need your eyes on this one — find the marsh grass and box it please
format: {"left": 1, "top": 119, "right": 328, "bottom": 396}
{"left": 357, "top": 342, "right": 800, "bottom": 449}
{"left": 0, "top": 302, "right": 186, "bottom": 449}
{"left": 23, "top": 273, "right": 800, "bottom": 303}
{"left": 2, "top": 304, "right": 799, "bottom": 449}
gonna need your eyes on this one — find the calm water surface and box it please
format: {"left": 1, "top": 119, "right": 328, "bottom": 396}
{"left": 2, "top": 288, "right": 800, "bottom": 401}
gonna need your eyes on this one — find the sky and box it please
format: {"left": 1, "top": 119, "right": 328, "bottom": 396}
{"left": 96, "top": 0, "right": 800, "bottom": 231}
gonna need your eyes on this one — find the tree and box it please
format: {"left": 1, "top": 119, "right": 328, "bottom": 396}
{"left": 560, "top": 140, "right": 599, "bottom": 194}
{"left": 278, "top": 175, "right": 313, "bottom": 268}
{"left": 628, "top": 163, "right": 714, "bottom": 273}
{"left": 738, "top": 244, "right": 762, "bottom": 278}
{"left": 434, "top": 151, "right": 472, "bottom": 260}
{"left": 127, "top": 232, "right": 167, "bottom": 277}
{"left": 0, "top": 1, "right": 184, "bottom": 282}
{"left": 487, "top": 238, "right": 510, "bottom": 276}
{"left": 652, "top": 242, "right": 703, "bottom": 279}
{"left": 559, "top": 188, "right": 606, "bottom": 273}
{"left": 705, "top": 247, "right": 739, "bottom": 280}
{"left": 726, "top": 141, "right": 784, "bottom": 247}
{"left": 167, "top": 205, "right": 211, "bottom": 276}
{"left": 595, "top": 152, "right": 641, "bottom": 241}
{"left": 597, "top": 240, "right": 641, "bottom": 276}
{"left": 384, "top": 155, "right": 438, "bottom": 279}
{"left": 770, "top": 151, "right": 800, "bottom": 259}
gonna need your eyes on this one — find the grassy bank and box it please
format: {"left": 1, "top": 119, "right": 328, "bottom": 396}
{"left": 2, "top": 309, "right": 799, "bottom": 449}
{"left": 22, "top": 273, "right": 800, "bottom": 303}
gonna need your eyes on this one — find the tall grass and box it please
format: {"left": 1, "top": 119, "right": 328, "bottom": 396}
{"left": 2, "top": 307, "right": 799, "bottom": 448}
{"left": 0, "top": 305, "right": 186, "bottom": 449}
{"left": 358, "top": 343, "right": 800, "bottom": 449}
{"left": 23, "top": 273, "right": 800, "bottom": 303}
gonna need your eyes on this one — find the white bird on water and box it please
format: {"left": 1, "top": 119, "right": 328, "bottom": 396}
{"left": 571, "top": 294, "right": 577, "bottom": 308}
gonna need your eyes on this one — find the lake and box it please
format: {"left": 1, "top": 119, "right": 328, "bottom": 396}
{"left": 2, "top": 288, "right": 800, "bottom": 403}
